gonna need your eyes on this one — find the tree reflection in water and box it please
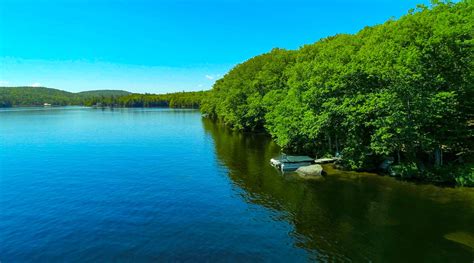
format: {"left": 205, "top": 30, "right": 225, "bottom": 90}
{"left": 203, "top": 118, "right": 474, "bottom": 262}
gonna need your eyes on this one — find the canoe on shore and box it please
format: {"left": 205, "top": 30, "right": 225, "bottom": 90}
{"left": 314, "top": 157, "right": 339, "bottom": 164}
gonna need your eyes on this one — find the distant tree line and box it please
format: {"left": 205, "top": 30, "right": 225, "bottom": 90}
{"left": 201, "top": 1, "right": 473, "bottom": 185}
{"left": 0, "top": 86, "right": 207, "bottom": 109}
{"left": 83, "top": 91, "right": 208, "bottom": 108}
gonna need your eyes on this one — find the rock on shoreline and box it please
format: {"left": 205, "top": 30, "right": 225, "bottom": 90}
{"left": 296, "top": 164, "right": 325, "bottom": 179}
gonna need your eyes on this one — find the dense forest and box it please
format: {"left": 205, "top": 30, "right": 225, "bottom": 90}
{"left": 201, "top": 1, "right": 473, "bottom": 186}
{"left": 83, "top": 91, "right": 208, "bottom": 108}
{"left": 0, "top": 86, "right": 206, "bottom": 108}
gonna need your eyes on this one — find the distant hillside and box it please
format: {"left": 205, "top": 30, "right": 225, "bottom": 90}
{"left": 0, "top": 86, "right": 76, "bottom": 107}
{"left": 0, "top": 86, "right": 131, "bottom": 107}
{"left": 77, "top": 90, "right": 131, "bottom": 97}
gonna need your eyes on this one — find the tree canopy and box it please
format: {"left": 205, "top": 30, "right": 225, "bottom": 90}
{"left": 201, "top": 0, "right": 474, "bottom": 185}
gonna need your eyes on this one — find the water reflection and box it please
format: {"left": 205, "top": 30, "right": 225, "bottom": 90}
{"left": 203, "top": 119, "right": 474, "bottom": 262}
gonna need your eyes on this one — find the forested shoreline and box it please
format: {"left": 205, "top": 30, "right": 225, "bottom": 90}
{"left": 201, "top": 1, "right": 473, "bottom": 186}
{"left": 0, "top": 86, "right": 207, "bottom": 109}
{"left": 83, "top": 91, "right": 207, "bottom": 108}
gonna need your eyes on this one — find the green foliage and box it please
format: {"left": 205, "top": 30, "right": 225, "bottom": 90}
{"left": 201, "top": 0, "right": 474, "bottom": 185}
{"left": 202, "top": 48, "right": 296, "bottom": 131}
{"left": 390, "top": 163, "right": 420, "bottom": 179}
{"left": 428, "top": 162, "right": 474, "bottom": 187}
{"left": 454, "top": 163, "right": 474, "bottom": 187}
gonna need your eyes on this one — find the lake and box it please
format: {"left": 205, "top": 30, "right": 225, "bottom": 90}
{"left": 1, "top": 107, "right": 473, "bottom": 262}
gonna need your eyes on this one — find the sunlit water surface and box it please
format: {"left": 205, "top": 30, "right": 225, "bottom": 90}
{"left": 1, "top": 107, "right": 473, "bottom": 262}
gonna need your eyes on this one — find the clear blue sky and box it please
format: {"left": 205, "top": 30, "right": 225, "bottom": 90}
{"left": 0, "top": 0, "right": 430, "bottom": 93}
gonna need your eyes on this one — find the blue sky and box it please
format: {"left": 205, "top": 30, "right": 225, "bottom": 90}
{"left": 0, "top": 0, "right": 430, "bottom": 93}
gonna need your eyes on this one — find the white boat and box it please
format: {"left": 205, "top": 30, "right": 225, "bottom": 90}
{"left": 270, "top": 155, "right": 314, "bottom": 172}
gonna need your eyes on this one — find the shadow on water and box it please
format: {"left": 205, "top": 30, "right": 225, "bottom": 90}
{"left": 202, "top": 118, "right": 474, "bottom": 262}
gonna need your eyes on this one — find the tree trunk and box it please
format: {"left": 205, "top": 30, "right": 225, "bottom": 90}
{"left": 434, "top": 146, "right": 442, "bottom": 167}
{"left": 440, "top": 148, "right": 443, "bottom": 166}
{"left": 328, "top": 134, "right": 332, "bottom": 154}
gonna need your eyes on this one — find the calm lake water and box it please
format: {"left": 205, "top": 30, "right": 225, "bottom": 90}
{"left": 1, "top": 107, "right": 473, "bottom": 262}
